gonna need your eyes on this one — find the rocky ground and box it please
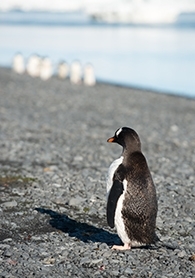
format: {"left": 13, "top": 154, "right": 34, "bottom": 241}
{"left": 0, "top": 67, "right": 195, "bottom": 277}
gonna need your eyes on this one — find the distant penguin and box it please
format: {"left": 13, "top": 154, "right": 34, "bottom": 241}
{"left": 106, "top": 127, "right": 158, "bottom": 250}
{"left": 57, "top": 61, "right": 69, "bottom": 79}
{"left": 83, "top": 63, "right": 96, "bottom": 86}
{"left": 40, "top": 57, "right": 53, "bottom": 80}
{"left": 70, "top": 60, "right": 82, "bottom": 84}
{"left": 12, "top": 53, "right": 25, "bottom": 74}
{"left": 26, "top": 54, "right": 41, "bottom": 77}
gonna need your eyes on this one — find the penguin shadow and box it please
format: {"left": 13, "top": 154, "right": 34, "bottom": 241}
{"left": 35, "top": 207, "right": 121, "bottom": 246}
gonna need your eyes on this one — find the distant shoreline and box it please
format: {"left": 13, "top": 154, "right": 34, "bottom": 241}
{"left": 1, "top": 9, "right": 195, "bottom": 28}
{"left": 1, "top": 66, "right": 194, "bottom": 100}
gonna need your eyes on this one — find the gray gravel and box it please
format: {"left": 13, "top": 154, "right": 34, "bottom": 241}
{"left": 0, "top": 67, "right": 195, "bottom": 277}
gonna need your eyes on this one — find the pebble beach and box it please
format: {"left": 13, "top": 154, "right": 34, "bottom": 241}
{"left": 0, "top": 67, "right": 195, "bottom": 277}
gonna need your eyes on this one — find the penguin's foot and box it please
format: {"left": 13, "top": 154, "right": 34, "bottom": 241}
{"left": 111, "top": 243, "right": 131, "bottom": 250}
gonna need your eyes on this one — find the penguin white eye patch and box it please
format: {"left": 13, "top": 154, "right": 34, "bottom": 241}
{"left": 116, "top": 127, "right": 122, "bottom": 137}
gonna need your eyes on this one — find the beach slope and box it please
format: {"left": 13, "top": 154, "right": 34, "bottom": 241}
{"left": 0, "top": 68, "right": 195, "bottom": 277}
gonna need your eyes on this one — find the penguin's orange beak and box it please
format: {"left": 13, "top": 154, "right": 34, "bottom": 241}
{"left": 107, "top": 137, "right": 115, "bottom": 143}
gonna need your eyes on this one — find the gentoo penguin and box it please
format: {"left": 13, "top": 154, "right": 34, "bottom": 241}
{"left": 57, "top": 61, "right": 69, "bottom": 79}
{"left": 40, "top": 57, "right": 53, "bottom": 80}
{"left": 26, "top": 54, "right": 41, "bottom": 77}
{"left": 70, "top": 60, "right": 82, "bottom": 84}
{"left": 106, "top": 127, "right": 158, "bottom": 250}
{"left": 12, "top": 53, "right": 25, "bottom": 74}
{"left": 83, "top": 63, "right": 96, "bottom": 86}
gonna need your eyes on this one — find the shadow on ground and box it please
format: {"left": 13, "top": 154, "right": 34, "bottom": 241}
{"left": 36, "top": 207, "right": 121, "bottom": 246}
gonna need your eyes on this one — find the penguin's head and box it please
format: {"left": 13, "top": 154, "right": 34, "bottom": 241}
{"left": 107, "top": 127, "right": 141, "bottom": 152}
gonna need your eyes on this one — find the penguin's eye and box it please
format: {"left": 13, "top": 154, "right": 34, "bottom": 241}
{"left": 116, "top": 128, "right": 122, "bottom": 137}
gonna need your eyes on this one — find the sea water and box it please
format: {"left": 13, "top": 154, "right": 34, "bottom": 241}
{"left": 0, "top": 11, "right": 195, "bottom": 98}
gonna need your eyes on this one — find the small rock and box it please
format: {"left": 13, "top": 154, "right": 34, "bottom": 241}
{"left": 10, "top": 222, "right": 17, "bottom": 229}
{"left": 90, "top": 258, "right": 103, "bottom": 265}
{"left": 41, "top": 251, "right": 49, "bottom": 257}
{"left": 80, "top": 257, "right": 91, "bottom": 265}
{"left": 98, "top": 243, "right": 108, "bottom": 250}
{"left": 53, "top": 183, "right": 62, "bottom": 188}
{"left": 0, "top": 243, "right": 11, "bottom": 249}
{"left": 49, "top": 165, "right": 59, "bottom": 171}
{"left": 178, "top": 250, "right": 187, "bottom": 258}
{"left": 0, "top": 272, "right": 9, "bottom": 277}
{"left": 69, "top": 196, "right": 85, "bottom": 206}
{"left": 3, "top": 249, "right": 12, "bottom": 257}
{"left": 112, "top": 270, "right": 119, "bottom": 276}
{"left": 12, "top": 188, "right": 25, "bottom": 196}
{"left": 3, "top": 238, "right": 12, "bottom": 242}
{"left": 54, "top": 197, "right": 64, "bottom": 205}
{"left": 43, "top": 257, "right": 55, "bottom": 265}
{"left": 124, "top": 267, "right": 134, "bottom": 275}
{"left": 7, "top": 258, "right": 17, "bottom": 266}
{"left": 111, "top": 259, "right": 120, "bottom": 264}
{"left": 73, "top": 156, "right": 83, "bottom": 162}
{"left": 3, "top": 200, "right": 18, "bottom": 207}
{"left": 170, "top": 125, "right": 178, "bottom": 132}
{"left": 102, "top": 250, "right": 112, "bottom": 257}
{"left": 15, "top": 211, "right": 24, "bottom": 216}
{"left": 66, "top": 264, "right": 72, "bottom": 269}
{"left": 31, "top": 236, "right": 41, "bottom": 241}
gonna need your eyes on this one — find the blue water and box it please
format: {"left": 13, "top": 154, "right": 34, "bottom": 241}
{"left": 0, "top": 11, "right": 195, "bottom": 98}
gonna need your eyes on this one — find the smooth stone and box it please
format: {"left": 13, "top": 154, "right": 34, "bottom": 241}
{"left": 31, "top": 236, "right": 42, "bottom": 241}
{"left": 177, "top": 250, "right": 187, "bottom": 258}
{"left": 3, "top": 200, "right": 18, "bottom": 207}
{"left": 12, "top": 188, "right": 25, "bottom": 196}
{"left": 3, "top": 249, "right": 12, "bottom": 257}
{"left": 90, "top": 258, "right": 103, "bottom": 265}
{"left": 80, "top": 257, "right": 91, "bottom": 265}
{"left": 68, "top": 196, "right": 85, "bottom": 206}
{"left": 112, "top": 270, "right": 119, "bottom": 276}
{"left": 3, "top": 238, "right": 12, "bottom": 242}
{"left": 52, "top": 183, "right": 62, "bottom": 188}
{"left": 124, "top": 267, "right": 134, "bottom": 275}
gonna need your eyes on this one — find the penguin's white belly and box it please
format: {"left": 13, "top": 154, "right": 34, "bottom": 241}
{"left": 115, "top": 180, "right": 144, "bottom": 247}
{"left": 106, "top": 156, "right": 123, "bottom": 198}
{"left": 106, "top": 158, "right": 130, "bottom": 245}
{"left": 114, "top": 179, "right": 130, "bottom": 244}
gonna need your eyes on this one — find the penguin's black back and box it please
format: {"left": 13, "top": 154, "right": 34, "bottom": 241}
{"left": 121, "top": 151, "right": 158, "bottom": 244}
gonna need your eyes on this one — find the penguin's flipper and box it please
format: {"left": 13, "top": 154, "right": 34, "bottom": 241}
{"left": 107, "top": 179, "right": 124, "bottom": 228}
